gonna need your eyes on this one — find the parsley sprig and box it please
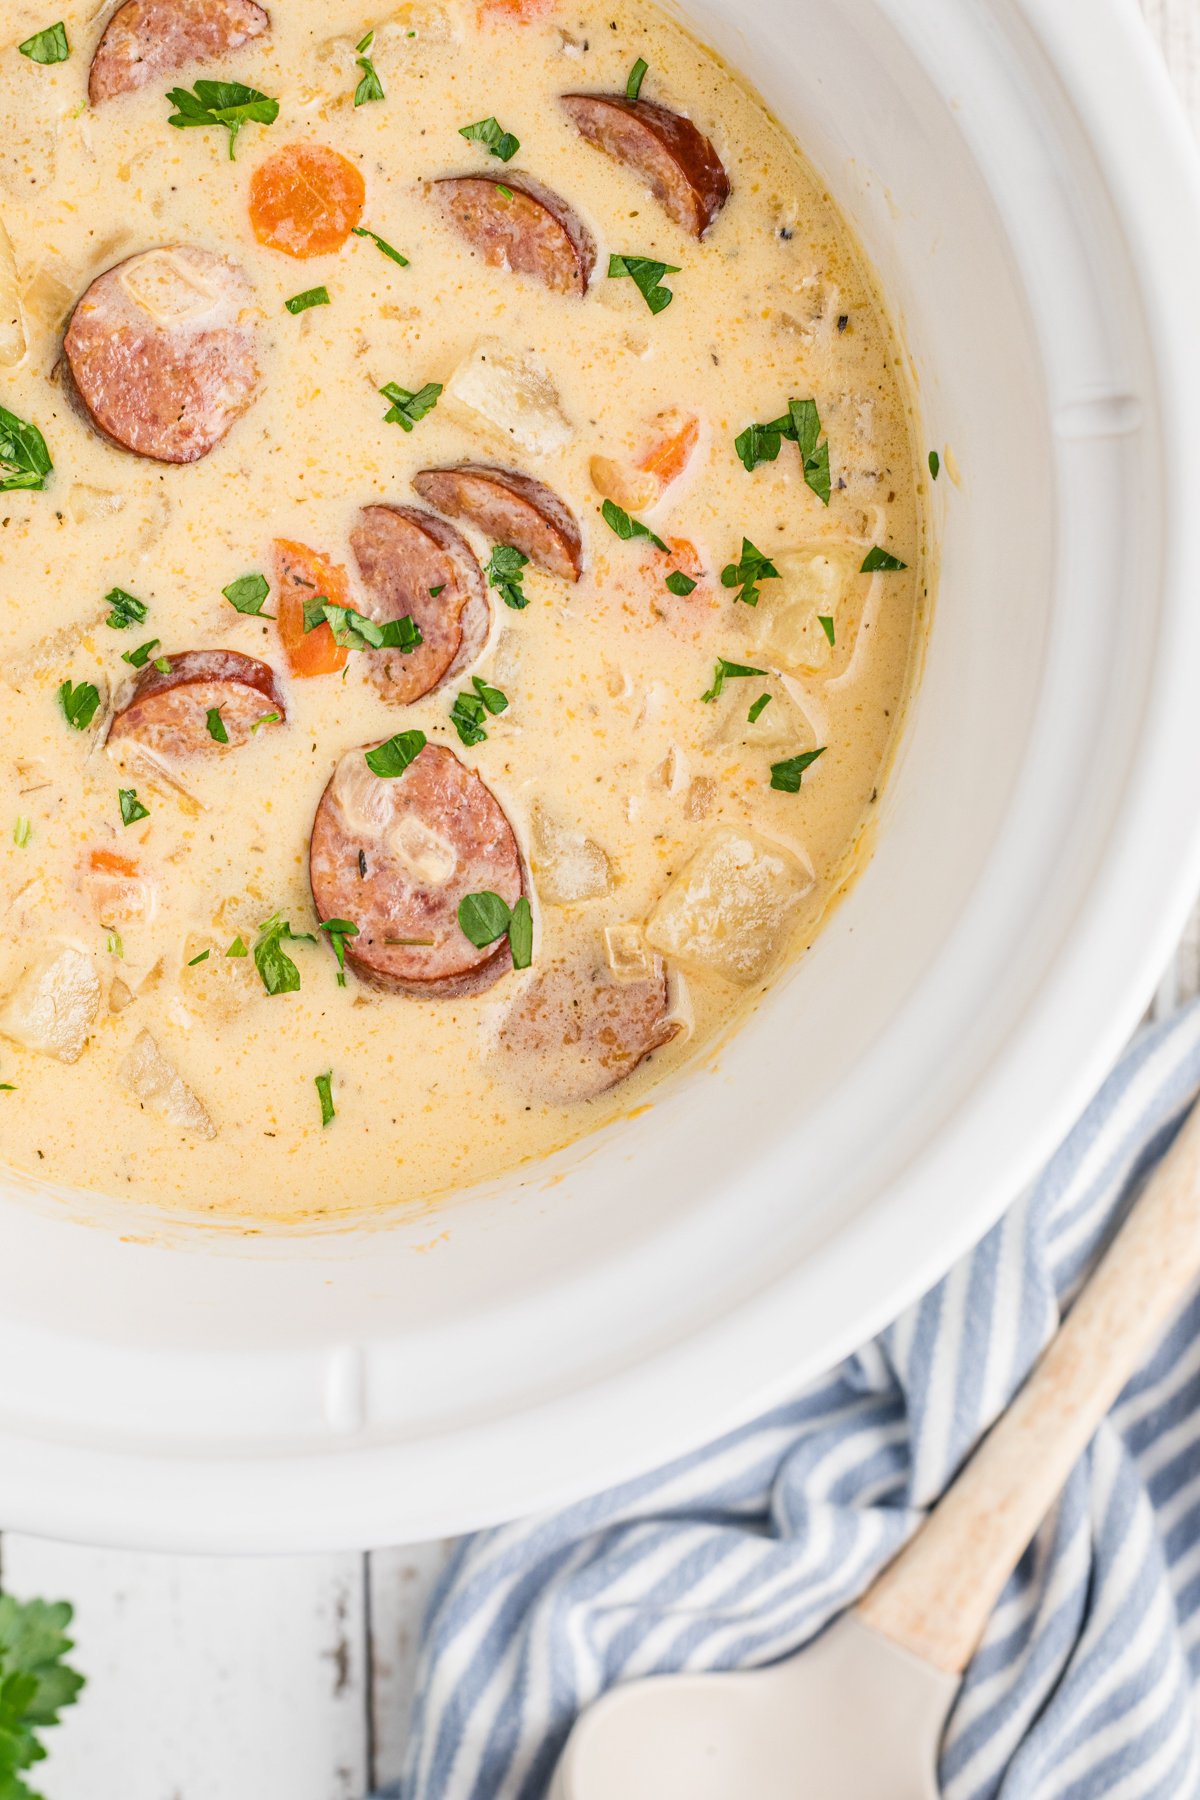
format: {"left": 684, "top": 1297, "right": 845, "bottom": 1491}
{"left": 720, "top": 538, "right": 778, "bottom": 607}
{"left": 458, "top": 891, "right": 533, "bottom": 968}
{"left": 319, "top": 918, "right": 359, "bottom": 987}
{"left": 165, "top": 79, "right": 279, "bottom": 159}
{"left": 18, "top": 21, "right": 70, "bottom": 64}
{"left": 380, "top": 380, "right": 442, "bottom": 432}
{"left": 352, "top": 225, "right": 410, "bottom": 267}
{"left": 450, "top": 674, "right": 508, "bottom": 746}
{"left": 0, "top": 1593, "right": 85, "bottom": 1796}
{"left": 104, "top": 587, "right": 148, "bottom": 629}
{"left": 354, "top": 30, "right": 385, "bottom": 106}
{"left": 303, "top": 597, "right": 421, "bottom": 654}
{"left": 58, "top": 679, "right": 101, "bottom": 731}
{"left": 0, "top": 404, "right": 52, "bottom": 493}
{"left": 700, "top": 657, "right": 765, "bottom": 704}
{"left": 608, "top": 253, "right": 679, "bottom": 315}
{"left": 459, "top": 116, "right": 520, "bottom": 162}
{"left": 735, "top": 397, "right": 831, "bottom": 504}
{"left": 486, "top": 544, "right": 530, "bottom": 610}
{"left": 253, "top": 913, "right": 315, "bottom": 996}
{"left": 601, "top": 498, "right": 668, "bottom": 553}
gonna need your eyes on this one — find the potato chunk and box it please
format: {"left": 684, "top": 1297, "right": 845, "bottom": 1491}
{"left": 0, "top": 945, "right": 101, "bottom": 1063}
{"left": 120, "top": 1030, "right": 217, "bottom": 1140}
{"left": 444, "top": 338, "right": 572, "bottom": 458}
{"left": 711, "top": 678, "right": 817, "bottom": 752}
{"left": 531, "top": 802, "right": 614, "bottom": 905}
{"left": 750, "top": 544, "right": 861, "bottom": 674}
{"left": 646, "top": 828, "right": 813, "bottom": 984}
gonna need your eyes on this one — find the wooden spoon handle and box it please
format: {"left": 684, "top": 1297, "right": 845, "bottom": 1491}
{"left": 857, "top": 1091, "right": 1200, "bottom": 1675}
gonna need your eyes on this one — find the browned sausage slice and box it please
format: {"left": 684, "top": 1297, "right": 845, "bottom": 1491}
{"left": 412, "top": 464, "right": 582, "bottom": 582}
{"left": 108, "top": 650, "right": 286, "bottom": 758}
{"left": 309, "top": 743, "right": 524, "bottom": 998}
{"left": 430, "top": 175, "right": 596, "bottom": 296}
{"left": 89, "top": 0, "right": 271, "bottom": 105}
{"left": 63, "top": 246, "right": 260, "bottom": 465}
{"left": 559, "top": 95, "right": 730, "bottom": 238}
{"left": 497, "top": 947, "right": 679, "bottom": 1103}
{"left": 350, "top": 504, "right": 490, "bottom": 705}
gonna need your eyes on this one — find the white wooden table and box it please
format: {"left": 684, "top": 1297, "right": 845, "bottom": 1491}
{"left": 3, "top": 8, "right": 1198, "bottom": 1796}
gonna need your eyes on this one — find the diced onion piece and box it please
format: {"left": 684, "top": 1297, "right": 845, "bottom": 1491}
{"left": 604, "top": 923, "right": 654, "bottom": 983}
{"left": 531, "top": 802, "right": 614, "bottom": 905}
{"left": 120, "top": 1029, "right": 217, "bottom": 1140}
{"left": 0, "top": 945, "right": 101, "bottom": 1063}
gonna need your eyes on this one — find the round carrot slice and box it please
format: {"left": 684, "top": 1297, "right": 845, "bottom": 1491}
{"left": 274, "top": 539, "right": 351, "bottom": 678}
{"left": 249, "top": 144, "right": 366, "bottom": 259}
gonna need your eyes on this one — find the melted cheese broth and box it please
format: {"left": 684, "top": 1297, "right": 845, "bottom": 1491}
{"left": 0, "top": 0, "right": 926, "bottom": 1223}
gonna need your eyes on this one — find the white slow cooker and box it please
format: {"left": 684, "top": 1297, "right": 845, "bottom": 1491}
{"left": 3, "top": 0, "right": 1200, "bottom": 1552}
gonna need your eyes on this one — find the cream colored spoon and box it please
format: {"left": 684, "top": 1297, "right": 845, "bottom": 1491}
{"left": 551, "top": 1093, "right": 1200, "bottom": 1800}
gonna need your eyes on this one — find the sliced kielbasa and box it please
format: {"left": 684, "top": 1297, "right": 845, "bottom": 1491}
{"left": 63, "top": 246, "right": 261, "bottom": 465}
{"left": 350, "top": 504, "right": 490, "bottom": 705}
{"left": 412, "top": 464, "right": 582, "bottom": 582}
{"left": 309, "top": 743, "right": 524, "bottom": 998}
{"left": 497, "top": 946, "right": 679, "bottom": 1103}
{"left": 108, "top": 650, "right": 286, "bottom": 758}
{"left": 89, "top": 0, "right": 271, "bottom": 105}
{"left": 559, "top": 94, "right": 730, "bottom": 238}
{"left": 430, "top": 174, "right": 596, "bottom": 296}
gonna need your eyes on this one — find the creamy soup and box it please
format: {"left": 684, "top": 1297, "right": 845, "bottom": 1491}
{"left": 0, "top": 0, "right": 927, "bottom": 1223}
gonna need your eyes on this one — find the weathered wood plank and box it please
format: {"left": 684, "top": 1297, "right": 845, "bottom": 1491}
{"left": 0, "top": 1537, "right": 370, "bottom": 1800}
{"left": 367, "top": 1540, "right": 457, "bottom": 1791}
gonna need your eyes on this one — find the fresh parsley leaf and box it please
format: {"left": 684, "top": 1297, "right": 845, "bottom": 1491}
{"left": 459, "top": 116, "right": 520, "bottom": 161}
{"left": 458, "top": 890, "right": 512, "bottom": 947}
{"left": 18, "top": 21, "right": 70, "bottom": 63}
{"left": 58, "top": 679, "right": 100, "bottom": 731}
{"left": 206, "top": 707, "right": 229, "bottom": 745}
{"left": 625, "top": 55, "right": 648, "bottom": 100}
{"left": 107, "top": 929, "right": 124, "bottom": 957}
{"left": 253, "top": 912, "right": 315, "bottom": 997}
{"left": 285, "top": 285, "right": 330, "bottom": 315}
{"left": 472, "top": 674, "right": 507, "bottom": 715}
{"left": 601, "top": 498, "right": 668, "bottom": 554}
{"left": 153, "top": 655, "right": 171, "bottom": 673}
{"left": 226, "top": 935, "right": 247, "bottom": 958}
{"left": 720, "top": 538, "right": 779, "bottom": 607}
{"left": 0, "top": 1592, "right": 85, "bottom": 1786}
{"left": 118, "top": 787, "right": 149, "bottom": 826}
{"left": 104, "top": 587, "right": 148, "bottom": 629}
{"left": 122, "top": 637, "right": 160, "bottom": 668}
{"left": 700, "top": 656, "right": 765, "bottom": 704}
{"left": 250, "top": 710, "right": 281, "bottom": 733}
{"left": 607, "top": 252, "right": 679, "bottom": 315}
{"left": 222, "top": 572, "right": 273, "bottom": 616}
{"left": 188, "top": 949, "right": 211, "bottom": 965}
{"left": 380, "top": 380, "right": 442, "bottom": 432}
{"left": 929, "top": 449, "right": 940, "bottom": 481}
{"left": 665, "top": 569, "right": 696, "bottom": 597}
{"left": 450, "top": 691, "right": 488, "bottom": 747}
{"left": 0, "top": 403, "right": 52, "bottom": 492}
{"left": 861, "top": 545, "right": 908, "bottom": 572}
{"left": 485, "top": 543, "right": 529, "bottom": 610}
{"left": 508, "top": 895, "right": 532, "bottom": 969}
{"left": 747, "top": 693, "right": 771, "bottom": 724}
{"left": 352, "top": 224, "right": 410, "bottom": 266}
{"left": 165, "top": 78, "right": 279, "bottom": 159}
{"left": 304, "top": 599, "right": 421, "bottom": 653}
{"left": 318, "top": 918, "right": 359, "bottom": 987}
{"left": 770, "top": 746, "right": 826, "bottom": 792}
{"left": 365, "top": 729, "right": 426, "bottom": 778}
{"left": 430, "top": 584, "right": 445, "bottom": 597}
{"left": 315, "top": 1070, "right": 336, "bottom": 1126}
{"left": 818, "top": 613, "right": 835, "bottom": 647}
{"left": 13, "top": 815, "right": 31, "bottom": 848}
{"left": 734, "top": 396, "right": 830, "bottom": 502}
{"left": 0, "top": 1080, "right": 14, "bottom": 1090}
{"left": 733, "top": 418, "right": 786, "bottom": 472}
{"left": 353, "top": 30, "right": 385, "bottom": 106}
{"left": 496, "top": 183, "right": 513, "bottom": 199}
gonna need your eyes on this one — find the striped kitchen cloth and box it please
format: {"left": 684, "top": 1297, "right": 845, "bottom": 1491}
{"left": 383, "top": 999, "right": 1200, "bottom": 1800}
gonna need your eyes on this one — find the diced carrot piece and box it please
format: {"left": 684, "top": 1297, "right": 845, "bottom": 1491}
{"left": 89, "top": 848, "right": 139, "bottom": 878}
{"left": 249, "top": 144, "right": 366, "bottom": 259}
{"left": 477, "top": 0, "right": 557, "bottom": 22}
{"left": 83, "top": 848, "right": 157, "bottom": 924}
{"left": 640, "top": 414, "right": 700, "bottom": 489}
{"left": 661, "top": 536, "right": 705, "bottom": 580}
{"left": 273, "top": 539, "right": 351, "bottom": 678}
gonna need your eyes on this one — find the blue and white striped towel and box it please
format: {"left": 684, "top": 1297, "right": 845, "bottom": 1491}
{"left": 385, "top": 1000, "right": 1200, "bottom": 1800}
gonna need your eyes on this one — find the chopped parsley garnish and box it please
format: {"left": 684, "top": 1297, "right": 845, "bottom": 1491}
{"left": 303, "top": 598, "right": 421, "bottom": 653}
{"left": 165, "top": 79, "right": 279, "bottom": 159}
{"left": 315, "top": 1070, "right": 336, "bottom": 1126}
{"left": 449, "top": 675, "right": 508, "bottom": 746}
{"left": 58, "top": 679, "right": 100, "bottom": 731}
{"left": 222, "top": 572, "right": 273, "bottom": 616}
{"left": 700, "top": 657, "right": 765, "bottom": 704}
{"left": 430, "top": 584, "right": 445, "bottom": 597}
{"left": 929, "top": 449, "right": 940, "bottom": 480}
{"left": 625, "top": 55, "right": 648, "bottom": 100}
{"left": 601, "top": 498, "right": 668, "bottom": 554}
{"left": 318, "top": 918, "right": 359, "bottom": 987}
{"left": 122, "top": 637, "right": 161, "bottom": 668}
{"left": 252, "top": 913, "right": 315, "bottom": 996}
{"left": 818, "top": 614, "right": 835, "bottom": 647}
{"left": 485, "top": 544, "right": 530, "bottom": 610}
{"left": 188, "top": 949, "right": 211, "bottom": 966}
{"left": 104, "top": 587, "right": 148, "bottom": 629}
{"left": 380, "top": 380, "right": 442, "bottom": 432}
{"left": 607, "top": 253, "right": 679, "bottom": 315}
{"left": 250, "top": 710, "right": 281, "bottom": 733}
{"left": 457, "top": 890, "right": 532, "bottom": 968}
{"left": 747, "top": 693, "right": 772, "bottom": 724}
{"left": 770, "top": 746, "right": 826, "bottom": 792}
{"left": 13, "top": 816, "right": 32, "bottom": 848}
{"left": 226, "top": 936, "right": 247, "bottom": 958}
{"left": 471, "top": 673, "right": 507, "bottom": 715}
{"left": 0, "top": 1079, "right": 14, "bottom": 1091}
{"left": 720, "top": 538, "right": 779, "bottom": 607}
{"left": 353, "top": 30, "right": 385, "bottom": 106}
{"left": 351, "top": 225, "right": 410, "bottom": 267}
{"left": 734, "top": 397, "right": 830, "bottom": 503}
{"left": 459, "top": 116, "right": 520, "bottom": 162}
{"left": 107, "top": 930, "right": 123, "bottom": 957}
{"left": 118, "top": 787, "right": 149, "bottom": 826}
{"left": 285, "top": 285, "right": 330, "bottom": 315}
{"left": 365, "top": 729, "right": 426, "bottom": 778}
{"left": 206, "top": 707, "right": 229, "bottom": 744}
{"left": 496, "top": 183, "right": 513, "bottom": 200}
{"left": 18, "top": 21, "right": 70, "bottom": 63}
{"left": 861, "top": 545, "right": 908, "bottom": 572}
{"left": 0, "top": 403, "right": 52, "bottom": 492}
{"left": 665, "top": 570, "right": 696, "bottom": 597}
{"left": 153, "top": 656, "right": 171, "bottom": 673}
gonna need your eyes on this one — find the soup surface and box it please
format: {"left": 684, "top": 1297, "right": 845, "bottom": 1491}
{"left": 0, "top": 0, "right": 926, "bottom": 1223}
